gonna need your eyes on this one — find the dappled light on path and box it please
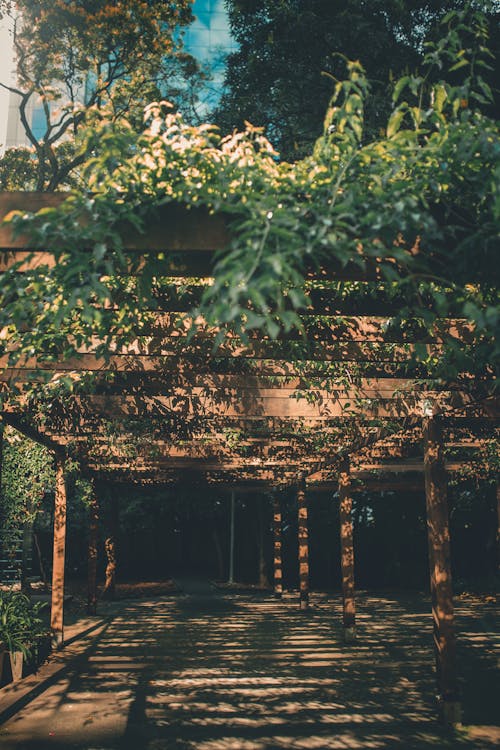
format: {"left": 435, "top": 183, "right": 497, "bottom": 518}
{"left": 0, "top": 592, "right": 497, "bottom": 749}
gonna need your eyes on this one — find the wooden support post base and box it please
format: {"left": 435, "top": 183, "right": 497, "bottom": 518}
{"left": 343, "top": 626, "right": 356, "bottom": 643}
{"left": 439, "top": 699, "right": 462, "bottom": 726}
{"left": 52, "top": 630, "right": 64, "bottom": 650}
{"left": 300, "top": 595, "right": 309, "bottom": 611}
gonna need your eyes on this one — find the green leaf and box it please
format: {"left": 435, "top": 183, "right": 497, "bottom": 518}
{"left": 387, "top": 109, "right": 405, "bottom": 138}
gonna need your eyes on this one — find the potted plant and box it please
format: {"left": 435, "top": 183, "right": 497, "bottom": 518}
{"left": 0, "top": 590, "right": 48, "bottom": 683}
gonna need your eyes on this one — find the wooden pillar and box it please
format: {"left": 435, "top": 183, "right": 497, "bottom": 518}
{"left": 297, "top": 477, "right": 309, "bottom": 610}
{"left": 257, "top": 495, "right": 270, "bottom": 588}
{"left": 50, "top": 456, "right": 67, "bottom": 648}
{"left": 423, "top": 416, "right": 461, "bottom": 724}
{"left": 87, "top": 487, "right": 99, "bottom": 616}
{"left": 496, "top": 481, "right": 500, "bottom": 575}
{"left": 0, "top": 424, "right": 3, "bottom": 576}
{"left": 102, "top": 493, "right": 118, "bottom": 600}
{"left": 273, "top": 493, "right": 283, "bottom": 598}
{"left": 0, "top": 421, "right": 3, "bottom": 501}
{"left": 339, "top": 459, "right": 356, "bottom": 641}
{"left": 228, "top": 490, "right": 235, "bottom": 584}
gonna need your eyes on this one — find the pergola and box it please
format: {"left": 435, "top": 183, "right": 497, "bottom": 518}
{"left": 0, "top": 192, "right": 498, "bottom": 724}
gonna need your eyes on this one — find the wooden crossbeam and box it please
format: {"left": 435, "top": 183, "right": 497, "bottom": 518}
{"left": 0, "top": 315, "right": 476, "bottom": 347}
{"left": 0, "top": 193, "right": 230, "bottom": 254}
{"left": 0, "top": 342, "right": 452, "bottom": 372}
{"left": 37, "top": 389, "right": 490, "bottom": 420}
{"left": 0, "top": 193, "right": 388, "bottom": 281}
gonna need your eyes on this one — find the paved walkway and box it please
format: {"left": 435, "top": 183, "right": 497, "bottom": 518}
{"left": 0, "top": 590, "right": 497, "bottom": 749}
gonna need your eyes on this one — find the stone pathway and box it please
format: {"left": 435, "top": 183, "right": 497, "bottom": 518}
{"left": 0, "top": 590, "right": 497, "bottom": 749}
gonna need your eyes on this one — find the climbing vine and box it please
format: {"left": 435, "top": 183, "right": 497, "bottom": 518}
{"left": 0, "top": 7, "right": 498, "bottom": 470}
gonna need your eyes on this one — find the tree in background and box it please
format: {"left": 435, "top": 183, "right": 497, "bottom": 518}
{"left": 215, "top": 0, "right": 499, "bottom": 160}
{"left": 1, "top": 427, "right": 55, "bottom": 589}
{"left": 0, "top": 0, "right": 200, "bottom": 190}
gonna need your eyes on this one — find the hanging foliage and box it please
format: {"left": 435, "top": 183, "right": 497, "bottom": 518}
{"left": 0, "top": 6, "right": 498, "bottom": 431}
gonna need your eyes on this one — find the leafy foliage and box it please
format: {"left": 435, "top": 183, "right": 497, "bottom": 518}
{"left": 1, "top": 426, "right": 54, "bottom": 529}
{"left": 0, "top": 590, "right": 48, "bottom": 656}
{"left": 2, "top": 7, "right": 498, "bottom": 388}
{"left": 0, "top": 149, "right": 38, "bottom": 191}
{"left": 215, "top": 0, "right": 500, "bottom": 161}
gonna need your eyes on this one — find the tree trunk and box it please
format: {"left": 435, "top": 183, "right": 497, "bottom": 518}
{"left": 423, "top": 416, "right": 461, "bottom": 724}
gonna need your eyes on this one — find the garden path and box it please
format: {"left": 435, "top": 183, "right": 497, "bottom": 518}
{"left": 0, "top": 590, "right": 498, "bottom": 749}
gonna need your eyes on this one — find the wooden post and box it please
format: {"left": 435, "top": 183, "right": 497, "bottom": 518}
{"left": 50, "top": 456, "right": 67, "bottom": 648}
{"left": 423, "top": 415, "right": 461, "bottom": 725}
{"left": 257, "top": 495, "right": 270, "bottom": 588}
{"left": 339, "top": 459, "right": 356, "bottom": 641}
{"left": 102, "top": 493, "right": 118, "bottom": 600}
{"left": 297, "top": 477, "right": 309, "bottom": 610}
{"left": 496, "top": 481, "right": 500, "bottom": 576}
{"left": 273, "top": 493, "right": 283, "bottom": 598}
{"left": 0, "top": 423, "right": 4, "bottom": 583}
{"left": 0, "top": 423, "right": 3, "bottom": 566}
{"left": 228, "top": 490, "right": 235, "bottom": 584}
{"left": 87, "top": 486, "right": 99, "bottom": 616}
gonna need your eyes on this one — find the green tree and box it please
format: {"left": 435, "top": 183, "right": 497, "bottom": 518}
{"left": 1, "top": 426, "right": 55, "bottom": 588}
{"left": 215, "top": 0, "right": 499, "bottom": 160}
{"left": 0, "top": 148, "right": 37, "bottom": 191}
{"left": 0, "top": 0, "right": 199, "bottom": 190}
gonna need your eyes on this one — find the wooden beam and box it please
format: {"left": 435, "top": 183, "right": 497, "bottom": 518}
{"left": 0, "top": 342, "right": 452, "bottom": 370}
{"left": 1, "top": 413, "right": 65, "bottom": 456}
{"left": 50, "top": 456, "right": 67, "bottom": 648}
{"left": 0, "top": 193, "right": 385, "bottom": 281}
{"left": 297, "top": 476, "right": 309, "bottom": 611}
{"left": 0, "top": 193, "right": 230, "bottom": 253}
{"left": 423, "top": 416, "right": 461, "bottom": 724}
{"left": 16, "top": 389, "right": 482, "bottom": 421}
{"left": 273, "top": 493, "right": 283, "bottom": 598}
{"left": 339, "top": 460, "right": 356, "bottom": 641}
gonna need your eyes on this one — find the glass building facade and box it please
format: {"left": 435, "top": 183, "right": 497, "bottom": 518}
{"left": 185, "top": 0, "right": 236, "bottom": 112}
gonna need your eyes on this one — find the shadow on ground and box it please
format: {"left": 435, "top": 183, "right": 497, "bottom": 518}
{"left": 0, "top": 589, "right": 497, "bottom": 749}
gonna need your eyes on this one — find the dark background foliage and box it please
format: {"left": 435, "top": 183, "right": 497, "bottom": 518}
{"left": 214, "top": 0, "right": 500, "bottom": 160}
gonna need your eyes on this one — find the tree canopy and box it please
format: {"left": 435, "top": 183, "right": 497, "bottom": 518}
{"left": 214, "top": 0, "right": 500, "bottom": 160}
{"left": 0, "top": 0, "right": 199, "bottom": 190}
